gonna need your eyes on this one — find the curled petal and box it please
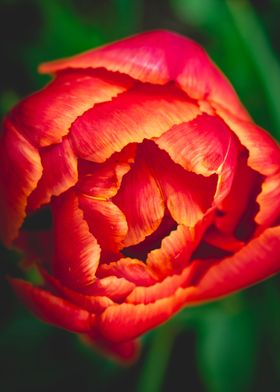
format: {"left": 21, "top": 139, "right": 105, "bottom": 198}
{"left": 188, "top": 225, "right": 280, "bottom": 303}
{"left": 155, "top": 114, "right": 238, "bottom": 205}
{"left": 0, "top": 121, "right": 42, "bottom": 245}
{"left": 79, "top": 195, "right": 128, "bottom": 257}
{"left": 8, "top": 69, "right": 133, "bottom": 147}
{"left": 97, "top": 258, "right": 157, "bottom": 286}
{"left": 142, "top": 141, "right": 217, "bottom": 227}
{"left": 40, "top": 30, "right": 249, "bottom": 121}
{"left": 70, "top": 83, "right": 199, "bottom": 162}
{"left": 146, "top": 225, "right": 196, "bottom": 278}
{"left": 10, "top": 278, "right": 93, "bottom": 332}
{"left": 52, "top": 191, "right": 101, "bottom": 290}
{"left": 78, "top": 143, "right": 136, "bottom": 199}
{"left": 215, "top": 105, "right": 280, "bottom": 176}
{"left": 113, "top": 152, "right": 165, "bottom": 246}
{"left": 28, "top": 138, "right": 78, "bottom": 211}
{"left": 255, "top": 172, "right": 280, "bottom": 227}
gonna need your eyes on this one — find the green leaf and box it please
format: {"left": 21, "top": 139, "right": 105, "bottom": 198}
{"left": 196, "top": 294, "right": 259, "bottom": 392}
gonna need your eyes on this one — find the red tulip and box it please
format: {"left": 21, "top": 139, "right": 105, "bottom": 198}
{"left": 1, "top": 30, "right": 279, "bottom": 361}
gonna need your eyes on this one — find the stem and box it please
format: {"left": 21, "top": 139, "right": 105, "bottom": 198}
{"left": 137, "top": 322, "right": 178, "bottom": 392}
{"left": 226, "top": 0, "right": 280, "bottom": 138}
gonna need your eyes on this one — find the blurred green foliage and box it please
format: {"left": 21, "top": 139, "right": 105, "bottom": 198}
{"left": 0, "top": 0, "right": 280, "bottom": 391}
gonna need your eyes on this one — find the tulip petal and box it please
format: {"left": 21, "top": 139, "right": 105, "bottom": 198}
{"left": 255, "top": 172, "right": 280, "bottom": 227}
{"left": 215, "top": 150, "right": 262, "bottom": 234}
{"left": 97, "top": 286, "right": 195, "bottom": 342}
{"left": 39, "top": 269, "right": 114, "bottom": 314}
{"left": 142, "top": 141, "right": 217, "bottom": 227}
{"left": 52, "top": 191, "right": 101, "bottom": 290}
{"left": 39, "top": 30, "right": 248, "bottom": 121}
{"left": 113, "top": 150, "right": 165, "bottom": 246}
{"left": 188, "top": 225, "right": 280, "bottom": 303}
{"left": 215, "top": 106, "right": 280, "bottom": 227}
{"left": 10, "top": 278, "right": 93, "bottom": 332}
{"left": 78, "top": 143, "right": 136, "bottom": 199}
{"left": 83, "top": 332, "right": 139, "bottom": 362}
{"left": 0, "top": 121, "right": 42, "bottom": 245}
{"left": 126, "top": 265, "right": 193, "bottom": 304}
{"left": 146, "top": 225, "right": 197, "bottom": 278}
{"left": 28, "top": 138, "right": 78, "bottom": 211}
{"left": 8, "top": 69, "right": 133, "bottom": 147}
{"left": 155, "top": 114, "right": 238, "bottom": 205}
{"left": 97, "top": 258, "right": 157, "bottom": 286}
{"left": 79, "top": 195, "right": 128, "bottom": 258}
{"left": 215, "top": 106, "right": 280, "bottom": 177}
{"left": 70, "top": 83, "right": 199, "bottom": 162}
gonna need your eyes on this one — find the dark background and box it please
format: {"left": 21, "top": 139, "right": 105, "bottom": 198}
{"left": 0, "top": 1, "right": 279, "bottom": 391}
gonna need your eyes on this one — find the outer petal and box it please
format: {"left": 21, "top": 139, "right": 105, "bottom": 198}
{"left": 10, "top": 278, "right": 93, "bottom": 332}
{"left": 255, "top": 172, "right": 280, "bottom": 227}
{"left": 0, "top": 121, "right": 42, "bottom": 245}
{"left": 214, "top": 105, "right": 280, "bottom": 177}
{"left": 83, "top": 332, "right": 139, "bottom": 362}
{"left": 28, "top": 138, "right": 78, "bottom": 211}
{"left": 70, "top": 83, "right": 199, "bottom": 162}
{"left": 39, "top": 269, "right": 114, "bottom": 314}
{"left": 215, "top": 106, "right": 280, "bottom": 226}
{"left": 113, "top": 151, "right": 165, "bottom": 246}
{"left": 8, "top": 69, "right": 133, "bottom": 147}
{"left": 188, "top": 225, "right": 280, "bottom": 303}
{"left": 52, "top": 191, "right": 101, "bottom": 290}
{"left": 39, "top": 30, "right": 249, "bottom": 121}
{"left": 97, "top": 286, "right": 195, "bottom": 342}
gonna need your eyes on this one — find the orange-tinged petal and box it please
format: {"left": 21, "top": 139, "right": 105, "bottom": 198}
{"left": 10, "top": 278, "right": 93, "bottom": 332}
{"left": 78, "top": 143, "right": 136, "bottom": 199}
{"left": 52, "top": 191, "right": 101, "bottom": 290}
{"left": 155, "top": 114, "right": 238, "bottom": 205}
{"left": 70, "top": 83, "right": 199, "bottom": 162}
{"left": 97, "top": 286, "right": 195, "bottom": 342}
{"left": 8, "top": 69, "right": 133, "bottom": 147}
{"left": 215, "top": 105, "right": 280, "bottom": 176}
{"left": 28, "top": 138, "right": 78, "bottom": 211}
{"left": 146, "top": 225, "right": 196, "bottom": 278}
{"left": 215, "top": 150, "right": 262, "bottom": 234}
{"left": 79, "top": 195, "right": 128, "bottom": 258}
{"left": 113, "top": 150, "right": 165, "bottom": 247}
{"left": 0, "top": 121, "right": 42, "bottom": 245}
{"left": 188, "top": 225, "right": 280, "bottom": 303}
{"left": 97, "top": 258, "right": 157, "bottom": 286}
{"left": 255, "top": 172, "right": 280, "bottom": 227}
{"left": 39, "top": 30, "right": 249, "bottom": 121}
{"left": 143, "top": 141, "right": 217, "bottom": 227}
{"left": 40, "top": 269, "right": 114, "bottom": 314}
{"left": 126, "top": 265, "right": 193, "bottom": 304}
{"left": 81, "top": 275, "right": 135, "bottom": 302}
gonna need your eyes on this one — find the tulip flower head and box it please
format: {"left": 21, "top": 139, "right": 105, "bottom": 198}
{"left": 1, "top": 30, "right": 279, "bottom": 360}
